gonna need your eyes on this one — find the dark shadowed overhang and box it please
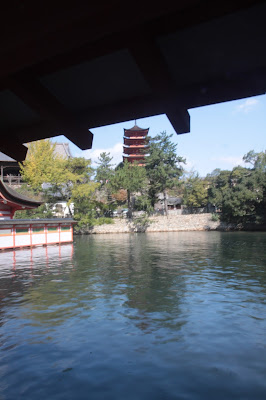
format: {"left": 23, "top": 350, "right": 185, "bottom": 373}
{"left": 0, "top": 0, "right": 265, "bottom": 161}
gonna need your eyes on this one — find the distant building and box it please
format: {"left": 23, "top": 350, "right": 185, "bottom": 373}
{"left": 53, "top": 143, "right": 72, "bottom": 159}
{"left": 155, "top": 194, "right": 183, "bottom": 213}
{"left": 0, "top": 152, "right": 21, "bottom": 185}
{"left": 123, "top": 124, "right": 149, "bottom": 165}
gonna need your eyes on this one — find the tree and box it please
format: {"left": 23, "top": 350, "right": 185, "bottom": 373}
{"left": 44, "top": 157, "right": 94, "bottom": 207}
{"left": 19, "top": 139, "right": 65, "bottom": 191}
{"left": 110, "top": 160, "right": 147, "bottom": 217}
{"left": 95, "top": 152, "right": 114, "bottom": 184}
{"left": 208, "top": 160, "right": 266, "bottom": 224}
{"left": 243, "top": 150, "right": 266, "bottom": 222}
{"left": 183, "top": 171, "right": 208, "bottom": 208}
{"left": 145, "top": 132, "right": 185, "bottom": 216}
{"left": 69, "top": 181, "right": 100, "bottom": 228}
{"left": 243, "top": 150, "right": 266, "bottom": 170}
{"left": 19, "top": 139, "right": 98, "bottom": 221}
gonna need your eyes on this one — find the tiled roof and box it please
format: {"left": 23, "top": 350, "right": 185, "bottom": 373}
{"left": 124, "top": 124, "right": 149, "bottom": 131}
{"left": 0, "top": 152, "right": 16, "bottom": 162}
{"left": 54, "top": 143, "right": 72, "bottom": 159}
{"left": 0, "top": 180, "right": 42, "bottom": 207}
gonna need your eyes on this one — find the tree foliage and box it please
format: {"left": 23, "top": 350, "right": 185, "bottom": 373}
{"left": 208, "top": 151, "right": 266, "bottom": 223}
{"left": 145, "top": 131, "right": 185, "bottom": 215}
{"left": 95, "top": 152, "right": 114, "bottom": 184}
{"left": 20, "top": 140, "right": 65, "bottom": 191}
{"left": 183, "top": 172, "right": 208, "bottom": 208}
{"left": 110, "top": 160, "right": 147, "bottom": 216}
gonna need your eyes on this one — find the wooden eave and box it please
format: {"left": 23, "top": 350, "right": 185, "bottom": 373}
{"left": 0, "top": 1, "right": 265, "bottom": 161}
{"left": 0, "top": 180, "right": 42, "bottom": 210}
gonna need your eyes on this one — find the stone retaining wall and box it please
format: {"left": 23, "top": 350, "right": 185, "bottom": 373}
{"left": 83, "top": 214, "right": 227, "bottom": 234}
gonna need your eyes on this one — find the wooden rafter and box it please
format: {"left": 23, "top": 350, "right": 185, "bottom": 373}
{"left": 129, "top": 34, "right": 190, "bottom": 133}
{"left": 7, "top": 75, "right": 94, "bottom": 150}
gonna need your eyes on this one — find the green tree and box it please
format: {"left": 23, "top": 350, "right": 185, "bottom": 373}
{"left": 183, "top": 171, "right": 208, "bottom": 208}
{"left": 69, "top": 181, "right": 99, "bottom": 228}
{"left": 94, "top": 152, "right": 115, "bottom": 214}
{"left": 208, "top": 169, "right": 231, "bottom": 210}
{"left": 44, "top": 157, "right": 93, "bottom": 207}
{"left": 145, "top": 132, "right": 185, "bottom": 216}
{"left": 110, "top": 160, "right": 147, "bottom": 217}
{"left": 19, "top": 139, "right": 65, "bottom": 191}
{"left": 19, "top": 139, "right": 98, "bottom": 222}
{"left": 95, "top": 152, "right": 114, "bottom": 184}
{"left": 243, "top": 150, "right": 266, "bottom": 222}
{"left": 208, "top": 158, "right": 266, "bottom": 224}
{"left": 243, "top": 150, "right": 266, "bottom": 170}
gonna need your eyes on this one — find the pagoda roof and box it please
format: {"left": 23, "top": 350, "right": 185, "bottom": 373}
{"left": 0, "top": 180, "right": 42, "bottom": 209}
{"left": 124, "top": 124, "right": 149, "bottom": 132}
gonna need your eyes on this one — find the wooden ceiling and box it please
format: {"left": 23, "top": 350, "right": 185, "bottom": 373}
{"left": 1, "top": 0, "right": 265, "bottom": 160}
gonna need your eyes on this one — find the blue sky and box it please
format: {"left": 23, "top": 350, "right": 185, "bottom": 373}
{"left": 52, "top": 94, "right": 266, "bottom": 177}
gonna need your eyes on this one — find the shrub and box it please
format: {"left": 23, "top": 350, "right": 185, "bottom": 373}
{"left": 211, "top": 213, "right": 220, "bottom": 222}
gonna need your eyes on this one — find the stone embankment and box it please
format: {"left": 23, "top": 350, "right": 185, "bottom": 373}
{"left": 85, "top": 214, "right": 227, "bottom": 234}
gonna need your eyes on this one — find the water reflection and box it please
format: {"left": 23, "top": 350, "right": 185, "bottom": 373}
{"left": 0, "top": 232, "right": 266, "bottom": 400}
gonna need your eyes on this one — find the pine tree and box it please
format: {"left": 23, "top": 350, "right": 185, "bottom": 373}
{"left": 110, "top": 161, "right": 147, "bottom": 217}
{"left": 145, "top": 132, "right": 185, "bottom": 216}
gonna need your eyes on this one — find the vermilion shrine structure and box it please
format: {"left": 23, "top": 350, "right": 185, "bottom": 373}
{"left": 0, "top": 180, "right": 74, "bottom": 251}
{"left": 123, "top": 124, "right": 149, "bottom": 165}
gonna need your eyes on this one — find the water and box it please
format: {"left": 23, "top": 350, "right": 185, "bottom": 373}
{"left": 0, "top": 232, "right": 266, "bottom": 400}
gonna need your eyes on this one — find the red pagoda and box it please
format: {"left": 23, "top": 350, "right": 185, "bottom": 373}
{"left": 123, "top": 124, "right": 149, "bottom": 165}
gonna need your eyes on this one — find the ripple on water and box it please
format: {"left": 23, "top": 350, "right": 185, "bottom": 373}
{"left": 0, "top": 233, "right": 266, "bottom": 399}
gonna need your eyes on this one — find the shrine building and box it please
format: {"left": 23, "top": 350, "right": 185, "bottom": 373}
{"left": 0, "top": 180, "right": 74, "bottom": 251}
{"left": 123, "top": 124, "right": 149, "bottom": 165}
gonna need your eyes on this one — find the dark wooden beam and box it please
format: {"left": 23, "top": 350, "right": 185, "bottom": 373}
{"left": 129, "top": 34, "right": 190, "bottom": 134}
{"left": 8, "top": 75, "right": 69, "bottom": 122}
{"left": 7, "top": 75, "right": 94, "bottom": 151}
{"left": 181, "top": 66, "right": 266, "bottom": 109}
{"left": 0, "top": 0, "right": 199, "bottom": 80}
{"left": 78, "top": 95, "right": 166, "bottom": 129}
{"left": 0, "top": 119, "right": 93, "bottom": 162}
{"left": 0, "top": 141, "right": 28, "bottom": 162}
{"left": 166, "top": 107, "right": 191, "bottom": 134}
{"left": 7, "top": 0, "right": 263, "bottom": 79}
{"left": 1, "top": 94, "right": 166, "bottom": 161}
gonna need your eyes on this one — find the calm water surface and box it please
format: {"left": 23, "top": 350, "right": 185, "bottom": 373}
{"left": 0, "top": 231, "right": 266, "bottom": 399}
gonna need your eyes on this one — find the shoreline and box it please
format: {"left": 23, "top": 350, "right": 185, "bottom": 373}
{"left": 75, "top": 213, "right": 260, "bottom": 235}
{"left": 75, "top": 214, "right": 265, "bottom": 235}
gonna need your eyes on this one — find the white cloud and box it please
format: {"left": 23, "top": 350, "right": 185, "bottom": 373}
{"left": 82, "top": 142, "right": 123, "bottom": 167}
{"left": 234, "top": 98, "right": 259, "bottom": 114}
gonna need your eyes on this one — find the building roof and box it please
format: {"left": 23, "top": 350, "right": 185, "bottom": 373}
{"left": 0, "top": 218, "right": 75, "bottom": 226}
{"left": 54, "top": 143, "right": 72, "bottom": 159}
{"left": 124, "top": 124, "right": 149, "bottom": 132}
{"left": 0, "top": 180, "right": 42, "bottom": 209}
{"left": 0, "top": 1, "right": 265, "bottom": 161}
{"left": 0, "top": 142, "right": 72, "bottom": 163}
{"left": 167, "top": 197, "right": 182, "bottom": 206}
{"left": 0, "top": 152, "right": 16, "bottom": 162}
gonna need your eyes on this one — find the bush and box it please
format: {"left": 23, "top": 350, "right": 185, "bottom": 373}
{"left": 95, "top": 217, "right": 114, "bottom": 225}
{"left": 74, "top": 214, "right": 114, "bottom": 233}
{"left": 211, "top": 213, "right": 220, "bottom": 222}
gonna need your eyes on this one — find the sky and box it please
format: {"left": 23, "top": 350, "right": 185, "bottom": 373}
{"left": 52, "top": 94, "right": 266, "bottom": 177}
